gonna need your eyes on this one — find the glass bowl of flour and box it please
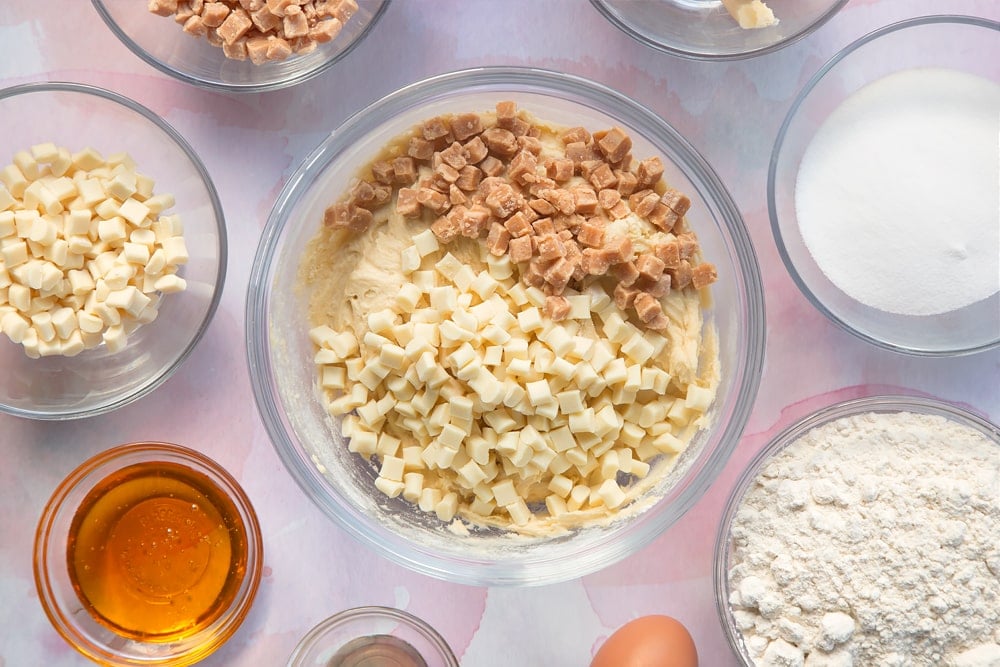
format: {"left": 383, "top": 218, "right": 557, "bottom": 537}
{"left": 714, "top": 395, "right": 1000, "bottom": 666}
{"left": 768, "top": 16, "right": 1000, "bottom": 356}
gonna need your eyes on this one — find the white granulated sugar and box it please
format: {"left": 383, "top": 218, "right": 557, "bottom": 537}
{"left": 795, "top": 68, "right": 1000, "bottom": 316}
{"left": 727, "top": 411, "right": 1000, "bottom": 667}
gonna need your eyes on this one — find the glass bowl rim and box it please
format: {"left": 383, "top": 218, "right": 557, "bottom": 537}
{"left": 246, "top": 65, "right": 766, "bottom": 586}
{"left": 0, "top": 80, "right": 228, "bottom": 420}
{"left": 286, "top": 605, "right": 459, "bottom": 667}
{"left": 712, "top": 393, "right": 1000, "bottom": 664}
{"left": 588, "top": 0, "right": 849, "bottom": 61}
{"left": 90, "top": 0, "right": 393, "bottom": 93}
{"left": 766, "top": 14, "right": 1000, "bottom": 358}
{"left": 33, "top": 440, "right": 264, "bottom": 666}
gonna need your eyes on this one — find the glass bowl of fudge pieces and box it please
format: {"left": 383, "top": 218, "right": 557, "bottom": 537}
{"left": 246, "top": 67, "right": 765, "bottom": 585}
{"left": 590, "top": 0, "right": 847, "bottom": 60}
{"left": 92, "top": 0, "right": 390, "bottom": 92}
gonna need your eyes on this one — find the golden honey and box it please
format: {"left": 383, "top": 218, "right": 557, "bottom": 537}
{"left": 66, "top": 460, "right": 249, "bottom": 642}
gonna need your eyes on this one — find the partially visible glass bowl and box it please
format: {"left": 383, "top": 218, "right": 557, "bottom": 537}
{"left": 768, "top": 16, "right": 1000, "bottom": 356}
{"left": 590, "top": 0, "right": 847, "bottom": 60}
{"left": 0, "top": 82, "right": 226, "bottom": 420}
{"left": 288, "top": 606, "right": 459, "bottom": 667}
{"left": 246, "top": 67, "right": 765, "bottom": 586}
{"left": 92, "top": 0, "right": 390, "bottom": 93}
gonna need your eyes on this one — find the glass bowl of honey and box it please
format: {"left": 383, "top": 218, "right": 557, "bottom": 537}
{"left": 33, "top": 442, "right": 263, "bottom": 666}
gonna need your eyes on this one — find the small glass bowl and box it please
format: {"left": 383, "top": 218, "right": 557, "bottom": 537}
{"left": 590, "top": 0, "right": 847, "bottom": 60}
{"left": 288, "top": 606, "right": 459, "bottom": 667}
{"left": 246, "top": 67, "right": 765, "bottom": 586}
{"left": 768, "top": 16, "right": 1000, "bottom": 356}
{"left": 91, "top": 0, "right": 391, "bottom": 93}
{"left": 0, "top": 82, "right": 226, "bottom": 419}
{"left": 713, "top": 395, "right": 1000, "bottom": 665}
{"left": 34, "top": 442, "right": 263, "bottom": 666}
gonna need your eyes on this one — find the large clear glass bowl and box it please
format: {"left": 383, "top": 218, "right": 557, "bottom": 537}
{"left": 92, "top": 0, "right": 391, "bottom": 93}
{"left": 0, "top": 82, "right": 226, "bottom": 420}
{"left": 590, "top": 0, "right": 847, "bottom": 60}
{"left": 246, "top": 67, "right": 765, "bottom": 586}
{"left": 768, "top": 16, "right": 1000, "bottom": 356}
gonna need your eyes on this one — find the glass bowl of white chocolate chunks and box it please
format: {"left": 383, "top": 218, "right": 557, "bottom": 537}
{"left": 247, "top": 67, "right": 765, "bottom": 585}
{"left": 92, "top": 0, "right": 390, "bottom": 92}
{"left": 0, "top": 82, "right": 225, "bottom": 419}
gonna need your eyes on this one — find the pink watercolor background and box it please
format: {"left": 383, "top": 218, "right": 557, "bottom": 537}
{"left": 1, "top": 2, "right": 998, "bottom": 665}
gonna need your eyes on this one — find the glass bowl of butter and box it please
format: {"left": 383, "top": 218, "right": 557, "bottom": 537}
{"left": 246, "top": 67, "right": 765, "bottom": 586}
{"left": 0, "top": 82, "right": 226, "bottom": 419}
{"left": 590, "top": 0, "right": 847, "bottom": 60}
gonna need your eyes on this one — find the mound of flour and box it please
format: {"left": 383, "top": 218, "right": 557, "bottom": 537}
{"left": 727, "top": 410, "right": 1000, "bottom": 667}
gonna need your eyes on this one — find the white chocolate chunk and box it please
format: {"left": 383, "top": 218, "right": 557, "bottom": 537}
{"left": 153, "top": 274, "right": 186, "bottom": 294}
{"left": 61, "top": 329, "right": 85, "bottom": 356}
{"left": 400, "top": 245, "right": 421, "bottom": 273}
{"left": 97, "top": 216, "right": 126, "bottom": 243}
{"left": 395, "top": 283, "right": 422, "bottom": 312}
{"left": 14, "top": 152, "right": 41, "bottom": 179}
{"left": 418, "top": 487, "right": 442, "bottom": 513}
{"left": 2, "top": 311, "right": 30, "bottom": 343}
{"left": 102, "top": 324, "right": 127, "bottom": 353}
{"left": 76, "top": 178, "right": 104, "bottom": 206}
{"left": 0, "top": 211, "right": 15, "bottom": 237}
{"left": 412, "top": 229, "right": 439, "bottom": 257}
{"left": 161, "top": 236, "right": 188, "bottom": 265}
{"left": 685, "top": 384, "right": 714, "bottom": 412}
{"left": 379, "top": 455, "right": 406, "bottom": 482}
{"left": 31, "top": 142, "right": 59, "bottom": 164}
{"left": 506, "top": 497, "right": 531, "bottom": 525}
{"left": 123, "top": 241, "right": 151, "bottom": 265}
{"left": 44, "top": 178, "right": 76, "bottom": 204}
{"left": 374, "top": 477, "right": 404, "bottom": 498}
{"left": 402, "top": 472, "right": 424, "bottom": 502}
{"left": 491, "top": 479, "right": 519, "bottom": 506}
{"left": 0, "top": 165, "right": 28, "bottom": 198}
{"left": 0, "top": 185, "right": 16, "bottom": 212}
{"left": 24, "top": 181, "right": 63, "bottom": 215}
{"left": 71, "top": 147, "right": 104, "bottom": 171}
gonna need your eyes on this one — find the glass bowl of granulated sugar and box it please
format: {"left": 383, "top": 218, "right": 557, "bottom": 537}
{"left": 769, "top": 16, "right": 1000, "bottom": 355}
{"left": 714, "top": 395, "right": 1000, "bottom": 666}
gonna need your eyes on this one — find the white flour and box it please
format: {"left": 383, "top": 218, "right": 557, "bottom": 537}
{"left": 795, "top": 68, "right": 1000, "bottom": 316}
{"left": 727, "top": 411, "right": 1000, "bottom": 667}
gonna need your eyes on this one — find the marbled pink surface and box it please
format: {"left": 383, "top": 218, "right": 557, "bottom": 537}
{"left": 1, "top": 2, "right": 998, "bottom": 665}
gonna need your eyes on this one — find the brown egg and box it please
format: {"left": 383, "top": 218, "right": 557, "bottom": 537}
{"left": 591, "top": 615, "right": 699, "bottom": 667}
